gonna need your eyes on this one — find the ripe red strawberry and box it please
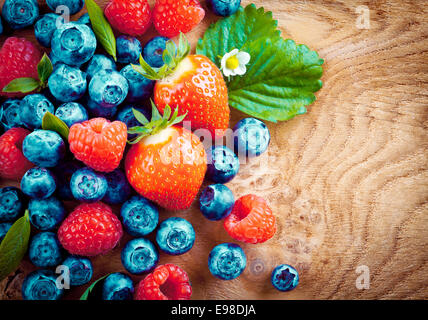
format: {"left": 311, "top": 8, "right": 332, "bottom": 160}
{"left": 68, "top": 118, "right": 127, "bottom": 173}
{"left": 135, "top": 264, "right": 192, "bottom": 300}
{"left": 224, "top": 194, "right": 276, "bottom": 244}
{"left": 105, "top": 0, "right": 152, "bottom": 36}
{"left": 125, "top": 104, "right": 207, "bottom": 211}
{"left": 0, "top": 37, "right": 42, "bottom": 98}
{"left": 153, "top": 0, "right": 205, "bottom": 38}
{"left": 58, "top": 202, "right": 123, "bottom": 256}
{"left": 0, "top": 128, "right": 34, "bottom": 180}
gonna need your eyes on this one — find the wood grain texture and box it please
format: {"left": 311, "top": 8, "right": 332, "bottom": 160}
{"left": 1, "top": 0, "right": 427, "bottom": 300}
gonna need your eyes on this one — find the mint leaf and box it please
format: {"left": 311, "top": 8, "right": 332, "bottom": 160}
{"left": 2, "top": 77, "right": 40, "bottom": 93}
{"left": 37, "top": 53, "right": 53, "bottom": 84}
{"left": 0, "top": 211, "right": 31, "bottom": 281}
{"left": 80, "top": 273, "right": 110, "bottom": 300}
{"left": 86, "top": 0, "right": 116, "bottom": 61}
{"left": 42, "top": 111, "right": 70, "bottom": 140}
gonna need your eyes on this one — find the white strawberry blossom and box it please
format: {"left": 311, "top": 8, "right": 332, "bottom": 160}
{"left": 220, "top": 49, "right": 251, "bottom": 78}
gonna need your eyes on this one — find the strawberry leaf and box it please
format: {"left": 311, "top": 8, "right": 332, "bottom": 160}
{"left": 2, "top": 77, "right": 40, "bottom": 93}
{"left": 37, "top": 53, "right": 53, "bottom": 84}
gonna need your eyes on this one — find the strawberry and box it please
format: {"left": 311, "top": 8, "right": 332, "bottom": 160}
{"left": 135, "top": 34, "right": 229, "bottom": 139}
{"left": 68, "top": 118, "right": 127, "bottom": 173}
{"left": 125, "top": 103, "right": 207, "bottom": 211}
{"left": 153, "top": 0, "right": 205, "bottom": 38}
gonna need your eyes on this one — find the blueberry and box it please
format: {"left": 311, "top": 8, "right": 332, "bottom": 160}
{"left": 34, "top": 13, "right": 60, "bottom": 47}
{"left": 102, "top": 169, "right": 132, "bottom": 205}
{"left": 85, "top": 97, "right": 118, "bottom": 119}
{"left": 76, "top": 13, "right": 91, "bottom": 27}
{"left": 0, "top": 222, "right": 13, "bottom": 242}
{"left": 55, "top": 102, "right": 88, "bottom": 127}
{"left": 121, "top": 238, "right": 159, "bottom": 275}
{"left": 156, "top": 217, "right": 195, "bottom": 255}
{"left": 49, "top": 51, "right": 62, "bottom": 68}
{"left": 102, "top": 272, "right": 134, "bottom": 300}
{"left": 0, "top": 187, "right": 27, "bottom": 222}
{"left": 22, "top": 269, "right": 64, "bottom": 300}
{"left": 20, "top": 94, "right": 54, "bottom": 129}
{"left": 206, "top": 146, "right": 240, "bottom": 183}
{"left": 70, "top": 167, "right": 108, "bottom": 202}
{"left": 199, "top": 184, "right": 234, "bottom": 221}
{"left": 48, "top": 64, "right": 87, "bottom": 103}
{"left": 120, "top": 65, "right": 154, "bottom": 103}
{"left": 271, "top": 264, "right": 299, "bottom": 292}
{"left": 21, "top": 167, "right": 56, "bottom": 199}
{"left": 51, "top": 22, "right": 96, "bottom": 66}
{"left": 208, "top": 243, "right": 246, "bottom": 280}
{"left": 29, "top": 232, "right": 63, "bottom": 268}
{"left": 143, "top": 36, "right": 171, "bottom": 68}
{"left": 233, "top": 118, "right": 270, "bottom": 157}
{"left": 120, "top": 196, "right": 158, "bottom": 237}
{"left": 89, "top": 69, "right": 129, "bottom": 108}
{"left": 1, "top": 0, "right": 39, "bottom": 30}
{"left": 52, "top": 160, "right": 82, "bottom": 200}
{"left": 116, "top": 105, "right": 151, "bottom": 138}
{"left": 207, "top": 0, "right": 241, "bottom": 17}
{"left": 46, "top": 0, "right": 84, "bottom": 15}
{"left": 61, "top": 256, "right": 93, "bottom": 286}
{"left": 28, "top": 196, "right": 65, "bottom": 231}
{"left": 23, "top": 130, "right": 66, "bottom": 168}
{"left": 0, "top": 99, "right": 26, "bottom": 130}
{"left": 117, "top": 35, "right": 142, "bottom": 64}
{"left": 85, "top": 54, "right": 116, "bottom": 81}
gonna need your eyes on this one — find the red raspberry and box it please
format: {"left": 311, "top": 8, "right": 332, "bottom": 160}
{"left": 224, "top": 194, "right": 276, "bottom": 244}
{"left": 0, "top": 37, "right": 42, "bottom": 98}
{"left": 68, "top": 118, "right": 127, "bottom": 173}
{"left": 58, "top": 202, "right": 123, "bottom": 256}
{"left": 105, "top": 0, "right": 152, "bottom": 36}
{"left": 0, "top": 128, "right": 34, "bottom": 180}
{"left": 153, "top": 0, "right": 205, "bottom": 38}
{"left": 135, "top": 264, "right": 192, "bottom": 300}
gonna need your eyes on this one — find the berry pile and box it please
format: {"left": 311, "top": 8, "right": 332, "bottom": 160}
{"left": 0, "top": 0, "right": 299, "bottom": 300}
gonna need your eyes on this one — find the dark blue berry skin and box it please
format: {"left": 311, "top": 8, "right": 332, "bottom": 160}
{"left": 0, "top": 187, "right": 27, "bottom": 222}
{"left": 120, "top": 196, "right": 158, "bottom": 237}
{"left": 29, "top": 232, "right": 63, "bottom": 268}
{"left": 52, "top": 160, "right": 82, "bottom": 200}
{"left": 49, "top": 51, "right": 62, "bottom": 68}
{"left": 271, "top": 264, "right": 299, "bottom": 292}
{"left": 23, "top": 130, "right": 66, "bottom": 168}
{"left": 51, "top": 22, "right": 96, "bottom": 66}
{"left": 85, "top": 54, "right": 116, "bottom": 81}
{"left": 85, "top": 97, "right": 118, "bottom": 119}
{"left": 116, "top": 104, "right": 151, "bottom": 139}
{"left": 21, "top": 167, "right": 56, "bottom": 199}
{"left": 117, "top": 36, "right": 142, "bottom": 64}
{"left": 121, "top": 238, "right": 159, "bottom": 275}
{"left": 89, "top": 69, "right": 129, "bottom": 108}
{"left": 28, "top": 196, "right": 65, "bottom": 231}
{"left": 34, "top": 13, "right": 59, "bottom": 47}
{"left": 0, "top": 222, "right": 12, "bottom": 242}
{"left": 143, "top": 36, "right": 171, "bottom": 68}
{"left": 0, "top": 16, "right": 3, "bottom": 34}
{"left": 46, "top": 0, "right": 84, "bottom": 15}
{"left": 120, "top": 65, "right": 154, "bottom": 103}
{"left": 233, "top": 118, "right": 270, "bottom": 157}
{"left": 22, "top": 269, "right": 64, "bottom": 300}
{"left": 102, "top": 169, "right": 132, "bottom": 205}
{"left": 206, "top": 146, "right": 240, "bottom": 183}
{"left": 48, "top": 64, "right": 87, "bottom": 103}
{"left": 55, "top": 102, "right": 88, "bottom": 127}
{"left": 0, "top": 99, "right": 26, "bottom": 131}
{"left": 62, "top": 256, "right": 93, "bottom": 286}
{"left": 199, "top": 184, "right": 234, "bottom": 221}
{"left": 20, "top": 94, "right": 54, "bottom": 130}
{"left": 70, "top": 167, "right": 108, "bottom": 202}
{"left": 208, "top": 243, "right": 246, "bottom": 280}
{"left": 207, "top": 0, "right": 241, "bottom": 17}
{"left": 1, "top": 0, "right": 39, "bottom": 30}
{"left": 156, "top": 217, "right": 195, "bottom": 255}
{"left": 102, "top": 272, "right": 134, "bottom": 300}
{"left": 76, "top": 13, "right": 91, "bottom": 28}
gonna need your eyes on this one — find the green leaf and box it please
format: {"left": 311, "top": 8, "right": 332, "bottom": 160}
{"left": 0, "top": 211, "right": 31, "bottom": 281}
{"left": 80, "top": 274, "right": 110, "bottom": 300}
{"left": 2, "top": 77, "right": 40, "bottom": 93}
{"left": 85, "top": 0, "right": 116, "bottom": 61}
{"left": 42, "top": 111, "right": 70, "bottom": 140}
{"left": 37, "top": 53, "right": 53, "bottom": 84}
{"left": 132, "top": 108, "right": 149, "bottom": 125}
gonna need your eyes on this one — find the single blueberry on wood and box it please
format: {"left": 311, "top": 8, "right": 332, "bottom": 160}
{"left": 271, "top": 264, "right": 299, "bottom": 292}
{"left": 199, "top": 184, "right": 234, "bottom": 221}
{"left": 206, "top": 145, "right": 240, "bottom": 183}
{"left": 120, "top": 196, "right": 159, "bottom": 237}
{"left": 156, "top": 217, "right": 195, "bottom": 255}
{"left": 207, "top": 0, "right": 241, "bottom": 17}
{"left": 121, "top": 238, "right": 159, "bottom": 275}
{"left": 208, "top": 243, "right": 246, "bottom": 280}
{"left": 233, "top": 118, "right": 270, "bottom": 157}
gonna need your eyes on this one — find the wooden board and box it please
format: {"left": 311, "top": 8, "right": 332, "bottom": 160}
{"left": 1, "top": 0, "right": 427, "bottom": 300}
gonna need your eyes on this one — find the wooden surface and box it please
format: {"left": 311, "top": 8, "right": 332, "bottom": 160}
{"left": 1, "top": 0, "right": 427, "bottom": 300}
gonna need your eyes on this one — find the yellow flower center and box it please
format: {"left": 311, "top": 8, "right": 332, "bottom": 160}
{"left": 226, "top": 55, "right": 240, "bottom": 70}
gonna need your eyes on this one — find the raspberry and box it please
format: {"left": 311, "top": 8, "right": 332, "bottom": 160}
{"left": 0, "top": 128, "right": 34, "bottom": 180}
{"left": 0, "top": 37, "right": 42, "bottom": 98}
{"left": 105, "top": 0, "right": 151, "bottom": 36}
{"left": 135, "top": 264, "right": 192, "bottom": 300}
{"left": 58, "top": 202, "right": 123, "bottom": 256}
{"left": 68, "top": 118, "right": 127, "bottom": 172}
{"left": 223, "top": 194, "right": 276, "bottom": 244}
